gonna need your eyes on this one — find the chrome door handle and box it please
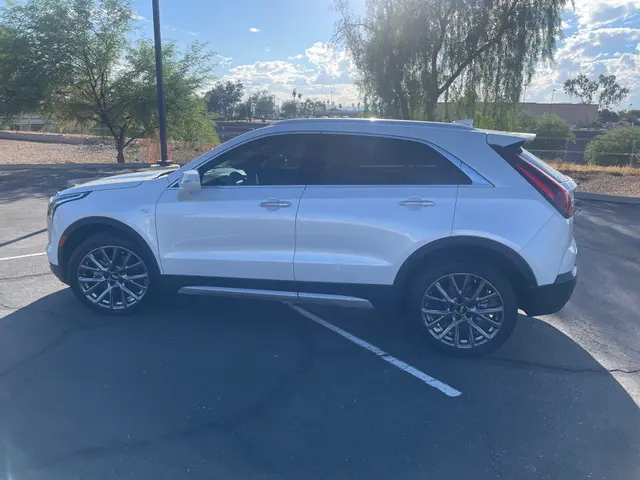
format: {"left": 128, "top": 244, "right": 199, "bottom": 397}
{"left": 399, "top": 198, "right": 435, "bottom": 207}
{"left": 259, "top": 199, "right": 292, "bottom": 208}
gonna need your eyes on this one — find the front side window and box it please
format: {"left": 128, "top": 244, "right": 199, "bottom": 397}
{"left": 198, "top": 134, "right": 321, "bottom": 186}
{"left": 306, "top": 134, "right": 471, "bottom": 186}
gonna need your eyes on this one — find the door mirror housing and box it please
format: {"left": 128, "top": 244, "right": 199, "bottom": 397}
{"left": 178, "top": 170, "right": 201, "bottom": 195}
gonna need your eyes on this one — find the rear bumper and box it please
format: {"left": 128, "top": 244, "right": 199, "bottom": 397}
{"left": 521, "top": 267, "right": 577, "bottom": 316}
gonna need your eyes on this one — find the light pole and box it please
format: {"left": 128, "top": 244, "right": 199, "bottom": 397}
{"left": 152, "top": 0, "right": 169, "bottom": 165}
{"left": 549, "top": 89, "right": 556, "bottom": 113}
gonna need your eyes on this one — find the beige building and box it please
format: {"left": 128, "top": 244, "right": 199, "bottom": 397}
{"left": 518, "top": 103, "right": 598, "bottom": 127}
{"left": 435, "top": 102, "right": 599, "bottom": 127}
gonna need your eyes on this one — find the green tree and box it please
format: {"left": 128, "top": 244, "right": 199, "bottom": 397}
{"left": 585, "top": 127, "right": 640, "bottom": 167}
{"left": 205, "top": 80, "right": 243, "bottom": 118}
{"left": 597, "top": 75, "right": 630, "bottom": 110}
{"left": 527, "top": 114, "right": 575, "bottom": 158}
{"left": 619, "top": 110, "right": 640, "bottom": 124}
{"left": 0, "top": 24, "right": 52, "bottom": 118}
{"left": 334, "top": 0, "right": 570, "bottom": 120}
{"left": 281, "top": 99, "right": 297, "bottom": 118}
{"left": 1, "top": 0, "right": 215, "bottom": 162}
{"left": 597, "top": 109, "right": 619, "bottom": 124}
{"left": 563, "top": 74, "right": 599, "bottom": 105}
{"left": 564, "top": 73, "right": 629, "bottom": 123}
{"left": 250, "top": 90, "right": 276, "bottom": 119}
{"left": 297, "top": 99, "right": 326, "bottom": 117}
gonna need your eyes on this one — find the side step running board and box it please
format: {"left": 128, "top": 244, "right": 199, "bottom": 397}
{"left": 178, "top": 286, "right": 374, "bottom": 309}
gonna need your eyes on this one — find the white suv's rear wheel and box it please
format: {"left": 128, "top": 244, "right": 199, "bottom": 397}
{"left": 409, "top": 260, "right": 517, "bottom": 356}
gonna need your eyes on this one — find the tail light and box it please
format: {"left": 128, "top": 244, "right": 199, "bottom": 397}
{"left": 491, "top": 145, "right": 574, "bottom": 218}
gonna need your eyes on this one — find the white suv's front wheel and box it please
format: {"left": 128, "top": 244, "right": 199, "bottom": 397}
{"left": 68, "top": 233, "right": 156, "bottom": 315}
{"left": 409, "top": 260, "right": 518, "bottom": 356}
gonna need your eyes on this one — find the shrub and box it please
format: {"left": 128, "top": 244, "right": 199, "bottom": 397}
{"left": 528, "top": 114, "right": 575, "bottom": 158}
{"left": 585, "top": 127, "right": 640, "bottom": 167}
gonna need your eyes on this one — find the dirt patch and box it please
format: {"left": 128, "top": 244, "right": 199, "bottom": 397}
{"left": 0, "top": 139, "right": 205, "bottom": 164}
{"left": 564, "top": 171, "right": 640, "bottom": 198}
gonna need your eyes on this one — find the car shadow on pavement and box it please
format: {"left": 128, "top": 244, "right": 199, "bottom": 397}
{"left": 0, "top": 290, "right": 638, "bottom": 480}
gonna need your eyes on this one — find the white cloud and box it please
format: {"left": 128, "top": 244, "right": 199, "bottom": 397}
{"left": 265, "top": 47, "right": 271, "bottom": 52}
{"left": 249, "top": 27, "right": 260, "bottom": 33}
{"left": 187, "top": 31, "right": 197, "bottom": 36}
{"left": 525, "top": 26, "right": 640, "bottom": 108}
{"left": 216, "top": 54, "right": 233, "bottom": 67}
{"left": 571, "top": 0, "right": 640, "bottom": 29}
{"left": 223, "top": 48, "right": 360, "bottom": 105}
{"left": 225, "top": 14, "right": 640, "bottom": 111}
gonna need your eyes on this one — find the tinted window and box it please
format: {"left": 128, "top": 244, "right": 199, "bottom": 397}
{"left": 306, "top": 134, "right": 470, "bottom": 186}
{"left": 198, "top": 134, "right": 321, "bottom": 186}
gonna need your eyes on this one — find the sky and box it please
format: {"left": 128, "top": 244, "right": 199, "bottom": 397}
{"left": 132, "top": 0, "right": 640, "bottom": 110}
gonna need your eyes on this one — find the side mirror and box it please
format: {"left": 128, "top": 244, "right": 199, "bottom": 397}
{"left": 178, "top": 170, "right": 201, "bottom": 195}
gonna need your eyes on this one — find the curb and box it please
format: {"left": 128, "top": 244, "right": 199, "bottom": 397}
{"left": 575, "top": 192, "right": 640, "bottom": 205}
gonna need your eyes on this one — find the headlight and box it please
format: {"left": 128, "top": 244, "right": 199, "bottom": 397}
{"left": 48, "top": 191, "right": 91, "bottom": 218}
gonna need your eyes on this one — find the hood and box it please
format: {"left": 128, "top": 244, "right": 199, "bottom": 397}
{"left": 63, "top": 168, "right": 176, "bottom": 194}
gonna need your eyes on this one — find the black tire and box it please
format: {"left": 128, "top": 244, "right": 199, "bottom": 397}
{"left": 67, "top": 232, "right": 158, "bottom": 315}
{"left": 407, "top": 259, "right": 517, "bottom": 357}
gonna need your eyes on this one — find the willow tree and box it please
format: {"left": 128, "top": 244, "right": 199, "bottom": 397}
{"left": 334, "top": 0, "right": 572, "bottom": 120}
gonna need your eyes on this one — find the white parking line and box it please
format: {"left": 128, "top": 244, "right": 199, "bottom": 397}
{"left": 0, "top": 252, "right": 47, "bottom": 262}
{"left": 288, "top": 304, "right": 462, "bottom": 398}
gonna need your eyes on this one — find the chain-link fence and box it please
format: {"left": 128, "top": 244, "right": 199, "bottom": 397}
{"left": 527, "top": 136, "right": 639, "bottom": 167}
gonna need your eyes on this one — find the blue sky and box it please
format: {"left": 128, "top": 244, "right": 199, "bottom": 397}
{"left": 132, "top": 0, "right": 640, "bottom": 110}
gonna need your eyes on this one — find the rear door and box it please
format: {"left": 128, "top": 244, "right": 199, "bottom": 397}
{"left": 294, "top": 134, "right": 468, "bottom": 285}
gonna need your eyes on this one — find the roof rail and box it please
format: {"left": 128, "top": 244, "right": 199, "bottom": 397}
{"left": 275, "top": 118, "right": 475, "bottom": 130}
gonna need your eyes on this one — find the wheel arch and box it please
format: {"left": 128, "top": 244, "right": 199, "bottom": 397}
{"left": 58, "top": 217, "right": 160, "bottom": 282}
{"left": 393, "top": 236, "right": 537, "bottom": 306}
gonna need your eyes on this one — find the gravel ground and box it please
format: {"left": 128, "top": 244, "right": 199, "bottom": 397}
{"left": 567, "top": 171, "right": 640, "bottom": 198}
{"left": 0, "top": 139, "right": 204, "bottom": 164}
{"left": 1, "top": 138, "right": 639, "bottom": 197}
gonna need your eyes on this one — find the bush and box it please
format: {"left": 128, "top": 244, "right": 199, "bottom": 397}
{"left": 528, "top": 114, "right": 575, "bottom": 157}
{"left": 585, "top": 127, "right": 640, "bottom": 167}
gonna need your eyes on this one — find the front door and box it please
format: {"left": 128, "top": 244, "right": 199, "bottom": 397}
{"left": 156, "top": 134, "right": 316, "bottom": 281}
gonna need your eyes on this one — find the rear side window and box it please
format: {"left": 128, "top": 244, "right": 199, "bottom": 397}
{"left": 305, "top": 134, "right": 471, "bottom": 186}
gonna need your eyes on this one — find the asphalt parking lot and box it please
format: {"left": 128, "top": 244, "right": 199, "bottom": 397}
{"left": 1, "top": 167, "right": 639, "bottom": 479}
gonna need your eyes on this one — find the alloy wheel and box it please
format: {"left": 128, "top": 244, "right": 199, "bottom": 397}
{"left": 421, "top": 273, "right": 505, "bottom": 349}
{"left": 77, "top": 246, "right": 149, "bottom": 311}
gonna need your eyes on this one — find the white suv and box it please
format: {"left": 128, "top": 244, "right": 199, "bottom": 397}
{"left": 47, "top": 119, "right": 577, "bottom": 355}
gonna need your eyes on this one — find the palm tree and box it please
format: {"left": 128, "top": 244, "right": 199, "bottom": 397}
{"left": 298, "top": 93, "right": 302, "bottom": 100}
{"left": 292, "top": 89, "right": 297, "bottom": 101}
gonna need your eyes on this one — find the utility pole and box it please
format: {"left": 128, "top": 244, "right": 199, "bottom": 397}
{"left": 152, "top": 0, "right": 169, "bottom": 165}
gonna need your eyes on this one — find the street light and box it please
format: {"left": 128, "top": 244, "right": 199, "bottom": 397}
{"left": 152, "top": 0, "right": 169, "bottom": 166}
{"left": 549, "top": 89, "right": 556, "bottom": 113}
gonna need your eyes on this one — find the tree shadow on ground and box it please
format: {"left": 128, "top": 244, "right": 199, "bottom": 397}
{"left": 0, "top": 167, "right": 143, "bottom": 204}
{"left": 0, "top": 290, "right": 638, "bottom": 479}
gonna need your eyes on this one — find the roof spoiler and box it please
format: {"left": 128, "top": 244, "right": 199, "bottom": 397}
{"left": 482, "top": 130, "right": 536, "bottom": 148}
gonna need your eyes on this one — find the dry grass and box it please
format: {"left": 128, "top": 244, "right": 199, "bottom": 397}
{"left": 548, "top": 162, "right": 640, "bottom": 176}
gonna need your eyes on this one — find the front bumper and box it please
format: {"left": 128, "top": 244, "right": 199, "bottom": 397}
{"left": 49, "top": 262, "right": 67, "bottom": 284}
{"left": 521, "top": 267, "right": 577, "bottom": 317}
